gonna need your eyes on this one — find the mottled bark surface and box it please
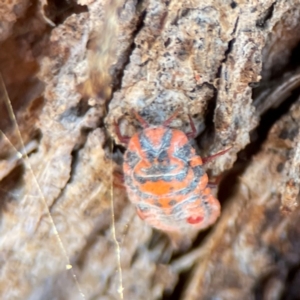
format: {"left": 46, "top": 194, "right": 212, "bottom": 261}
{"left": 1, "top": 0, "right": 300, "bottom": 299}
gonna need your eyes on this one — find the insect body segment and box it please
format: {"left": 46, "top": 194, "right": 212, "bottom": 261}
{"left": 117, "top": 110, "right": 224, "bottom": 234}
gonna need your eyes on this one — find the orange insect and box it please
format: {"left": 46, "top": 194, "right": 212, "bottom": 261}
{"left": 114, "top": 109, "right": 230, "bottom": 234}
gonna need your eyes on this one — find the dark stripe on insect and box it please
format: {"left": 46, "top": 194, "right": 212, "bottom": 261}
{"left": 171, "top": 195, "right": 199, "bottom": 217}
{"left": 170, "top": 165, "right": 204, "bottom": 196}
{"left": 173, "top": 142, "right": 192, "bottom": 162}
{"left": 168, "top": 200, "right": 177, "bottom": 206}
{"left": 154, "top": 201, "right": 162, "bottom": 207}
{"left": 201, "top": 194, "right": 212, "bottom": 217}
{"left": 139, "top": 163, "right": 178, "bottom": 176}
{"left": 127, "top": 164, "right": 204, "bottom": 199}
{"left": 133, "top": 136, "right": 193, "bottom": 183}
{"left": 124, "top": 176, "right": 153, "bottom": 199}
{"left": 124, "top": 150, "right": 141, "bottom": 169}
{"left": 133, "top": 165, "right": 189, "bottom": 183}
{"left": 131, "top": 165, "right": 203, "bottom": 195}
{"left": 138, "top": 128, "right": 173, "bottom": 163}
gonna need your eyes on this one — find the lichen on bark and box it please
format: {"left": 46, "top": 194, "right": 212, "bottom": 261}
{"left": 1, "top": 0, "right": 300, "bottom": 299}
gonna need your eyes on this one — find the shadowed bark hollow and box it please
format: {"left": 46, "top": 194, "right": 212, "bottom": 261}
{"left": 1, "top": 0, "right": 300, "bottom": 299}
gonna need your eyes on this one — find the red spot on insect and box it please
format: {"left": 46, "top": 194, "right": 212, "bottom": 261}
{"left": 187, "top": 216, "right": 203, "bottom": 224}
{"left": 114, "top": 108, "right": 231, "bottom": 234}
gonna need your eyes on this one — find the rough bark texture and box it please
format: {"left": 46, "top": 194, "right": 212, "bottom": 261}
{"left": 1, "top": 0, "right": 300, "bottom": 299}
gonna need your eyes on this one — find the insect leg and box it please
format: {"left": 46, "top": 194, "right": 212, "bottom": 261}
{"left": 207, "top": 174, "right": 223, "bottom": 188}
{"left": 162, "top": 107, "right": 181, "bottom": 127}
{"left": 202, "top": 147, "right": 232, "bottom": 164}
{"left": 114, "top": 121, "right": 130, "bottom": 145}
{"left": 186, "top": 114, "right": 197, "bottom": 139}
{"left": 131, "top": 109, "right": 149, "bottom": 128}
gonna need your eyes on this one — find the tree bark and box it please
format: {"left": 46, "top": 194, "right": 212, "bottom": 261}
{"left": 1, "top": 0, "right": 300, "bottom": 299}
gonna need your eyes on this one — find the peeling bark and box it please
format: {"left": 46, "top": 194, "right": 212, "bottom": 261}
{"left": 0, "top": 0, "right": 300, "bottom": 299}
